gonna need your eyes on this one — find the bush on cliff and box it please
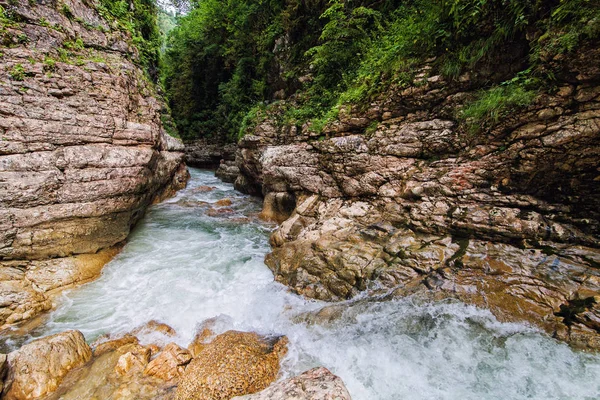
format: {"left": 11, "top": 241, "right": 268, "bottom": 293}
{"left": 161, "top": 0, "right": 600, "bottom": 140}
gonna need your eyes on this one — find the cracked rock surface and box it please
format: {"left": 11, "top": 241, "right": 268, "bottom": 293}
{"left": 232, "top": 47, "right": 600, "bottom": 349}
{"left": 0, "top": 0, "right": 187, "bottom": 329}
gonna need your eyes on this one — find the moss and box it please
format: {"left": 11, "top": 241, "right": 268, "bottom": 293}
{"left": 460, "top": 82, "right": 538, "bottom": 134}
{"left": 9, "top": 63, "right": 25, "bottom": 81}
{"left": 60, "top": 3, "right": 74, "bottom": 19}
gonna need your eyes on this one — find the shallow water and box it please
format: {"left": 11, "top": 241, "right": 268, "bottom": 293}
{"left": 7, "top": 169, "right": 600, "bottom": 399}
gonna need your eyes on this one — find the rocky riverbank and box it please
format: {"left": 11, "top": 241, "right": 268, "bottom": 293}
{"left": 224, "top": 47, "right": 600, "bottom": 350}
{"left": 184, "top": 139, "right": 239, "bottom": 182}
{"left": 0, "top": 321, "right": 350, "bottom": 400}
{"left": 0, "top": 0, "right": 187, "bottom": 330}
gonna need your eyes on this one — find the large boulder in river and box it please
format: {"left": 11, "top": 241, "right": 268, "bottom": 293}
{"left": 233, "top": 367, "right": 352, "bottom": 400}
{"left": 175, "top": 331, "right": 289, "bottom": 400}
{"left": 3, "top": 330, "right": 92, "bottom": 399}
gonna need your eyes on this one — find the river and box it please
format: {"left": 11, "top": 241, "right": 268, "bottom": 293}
{"left": 8, "top": 168, "right": 600, "bottom": 399}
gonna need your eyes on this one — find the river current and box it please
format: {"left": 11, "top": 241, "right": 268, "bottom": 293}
{"left": 13, "top": 169, "right": 600, "bottom": 399}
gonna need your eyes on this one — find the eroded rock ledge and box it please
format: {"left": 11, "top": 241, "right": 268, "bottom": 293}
{"left": 0, "top": 0, "right": 188, "bottom": 329}
{"left": 0, "top": 322, "right": 347, "bottom": 400}
{"left": 231, "top": 48, "right": 600, "bottom": 349}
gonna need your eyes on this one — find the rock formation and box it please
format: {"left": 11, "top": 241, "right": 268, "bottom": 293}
{"left": 185, "top": 139, "right": 239, "bottom": 180}
{"left": 0, "top": 322, "right": 293, "bottom": 400}
{"left": 2, "top": 330, "right": 92, "bottom": 399}
{"left": 231, "top": 47, "right": 600, "bottom": 349}
{"left": 176, "top": 330, "right": 289, "bottom": 400}
{"left": 233, "top": 367, "right": 352, "bottom": 400}
{"left": 0, "top": 0, "right": 187, "bottom": 329}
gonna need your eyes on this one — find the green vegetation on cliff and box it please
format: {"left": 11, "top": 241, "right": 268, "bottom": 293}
{"left": 160, "top": 0, "right": 600, "bottom": 140}
{"left": 97, "top": 0, "right": 162, "bottom": 80}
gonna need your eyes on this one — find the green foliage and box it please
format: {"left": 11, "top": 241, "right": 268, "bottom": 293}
{"left": 60, "top": 3, "right": 74, "bottom": 19}
{"left": 98, "top": 0, "right": 161, "bottom": 80}
{"left": 63, "top": 38, "right": 84, "bottom": 51}
{"left": 461, "top": 81, "right": 537, "bottom": 133}
{"left": 161, "top": 0, "right": 600, "bottom": 140}
{"left": 43, "top": 56, "right": 56, "bottom": 72}
{"left": 9, "top": 63, "right": 25, "bottom": 80}
{"left": 533, "top": 0, "right": 600, "bottom": 61}
{"left": 163, "top": 0, "right": 292, "bottom": 140}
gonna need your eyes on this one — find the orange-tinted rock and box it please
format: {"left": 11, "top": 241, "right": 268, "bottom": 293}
{"left": 132, "top": 320, "right": 177, "bottom": 337}
{"left": 175, "top": 331, "right": 288, "bottom": 400}
{"left": 144, "top": 343, "right": 192, "bottom": 382}
{"left": 93, "top": 334, "right": 140, "bottom": 357}
{"left": 187, "top": 319, "right": 218, "bottom": 358}
{"left": 4, "top": 330, "right": 92, "bottom": 399}
{"left": 215, "top": 198, "right": 233, "bottom": 207}
{"left": 114, "top": 344, "right": 151, "bottom": 376}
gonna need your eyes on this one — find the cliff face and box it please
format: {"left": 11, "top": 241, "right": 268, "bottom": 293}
{"left": 0, "top": 0, "right": 187, "bottom": 328}
{"left": 232, "top": 48, "right": 600, "bottom": 349}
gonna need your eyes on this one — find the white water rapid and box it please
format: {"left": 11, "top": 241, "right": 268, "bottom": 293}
{"left": 9, "top": 169, "right": 600, "bottom": 399}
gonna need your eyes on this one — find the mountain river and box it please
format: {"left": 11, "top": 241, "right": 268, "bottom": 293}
{"left": 4, "top": 168, "right": 599, "bottom": 400}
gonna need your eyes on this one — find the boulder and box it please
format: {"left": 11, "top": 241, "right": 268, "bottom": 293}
{"left": 144, "top": 342, "right": 192, "bottom": 382}
{"left": 114, "top": 344, "right": 151, "bottom": 376}
{"left": 3, "top": 330, "right": 92, "bottom": 399}
{"left": 175, "top": 331, "right": 288, "bottom": 400}
{"left": 233, "top": 367, "right": 352, "bottom": 400}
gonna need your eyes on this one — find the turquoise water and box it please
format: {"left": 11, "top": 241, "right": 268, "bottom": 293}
{"left": 21, "top": 169, "right": 600, "bottom": 399}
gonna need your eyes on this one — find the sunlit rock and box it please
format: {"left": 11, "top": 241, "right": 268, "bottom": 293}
{"left": 176, "top": 331, "right": 288, "bottom": 400}
{"left": 3, "top": 330, "right": 92, "bottom": 399}
{"left": 233, "top": 367, "right": 352, "bottom": 400}
{"left": 144, "top": 343, "right": 192, "bottom": 382}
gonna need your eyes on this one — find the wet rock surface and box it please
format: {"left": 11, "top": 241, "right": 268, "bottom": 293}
{"left": 0, "top": 0, "right": 187, "bottom": 329}
{"left": 2, "top": 330, "right": 92, "bottom": 399}
{"left": 232, "top": 49, "right": 600, "bottom": 349}
{"left": 233, "top": 367, "right": 352, "bottom": 400}
{"left": 176, "top": 331, "right": 289, "bottom": 400}
{"left": 0, "top": 322, "right": 298, "bottom": 400}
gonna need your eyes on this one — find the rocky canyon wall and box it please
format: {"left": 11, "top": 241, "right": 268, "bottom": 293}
{"left": 0, "top": 0, "right": 187, "bottom": 328}
{"left": 230, "top": 48, "right": 600, "bottom": 349}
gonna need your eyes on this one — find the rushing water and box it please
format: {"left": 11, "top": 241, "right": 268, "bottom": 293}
{"left": 7, "top": 169, "right": 600, "bottom": 399}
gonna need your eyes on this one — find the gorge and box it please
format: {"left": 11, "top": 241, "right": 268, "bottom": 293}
{"left": 0, "top": 0, "right": 599, "bottom": 399}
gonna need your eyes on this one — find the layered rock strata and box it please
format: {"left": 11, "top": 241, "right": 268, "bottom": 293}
{"left": 184, "top": 139, "right": 239, "bottom": 180}
{"left": 233, "top": 48, "right": 600, "bottom": 349}
{"left": 0, "top": 0, "right": 187, "bottom": 329}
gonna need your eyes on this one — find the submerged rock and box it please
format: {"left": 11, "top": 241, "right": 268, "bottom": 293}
{"left": 233, "top": 367, "right": 352, "bottom": 400}
{"left": 3, "top": 330, "right": 92, "bottom": 399}
{"left": 176, "top": 331, "right": 289, "bottom": 400}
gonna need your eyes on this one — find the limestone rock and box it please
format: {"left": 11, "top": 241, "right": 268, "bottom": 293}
{"left": 0, "top": 0, "right": 187, "bottom": 329}
{"left": 3, "top": 330, "right": 92, "bottom": 399}
{"left": 114, "top": 344, "right": 151, "bottom": 376}
{"left": 230, "top": 47, "right": 600, "bottom": 349}
{"left": 144, "top": 342, "right": 192, "bottom": 382}
{"left": 184, "top": 140, "right": 237, "bottom": 168}
{"left": 175, "top": 331, "right": 289, "bottom": 400}
{"left": 233, "top": 367, "right": 352, "bottom": 400}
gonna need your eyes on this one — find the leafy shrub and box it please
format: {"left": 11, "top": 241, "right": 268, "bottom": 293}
{"left": 9, "top": 63, "right": 25, "bottom": 80}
